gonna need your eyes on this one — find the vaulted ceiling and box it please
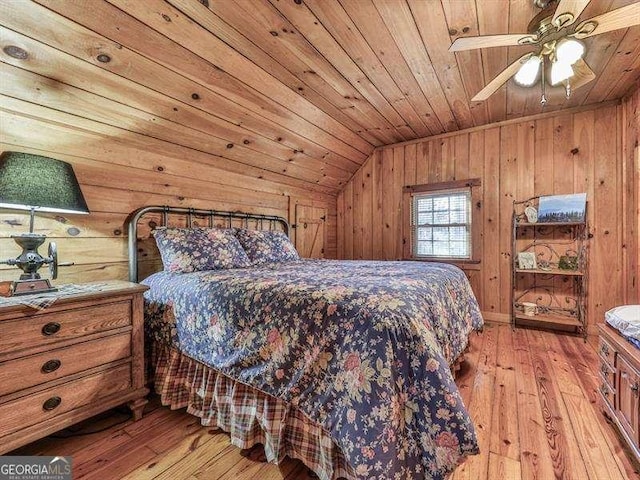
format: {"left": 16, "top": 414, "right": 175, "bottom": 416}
{"left": 1, "top": 0, "right": 638, "bottom": 196}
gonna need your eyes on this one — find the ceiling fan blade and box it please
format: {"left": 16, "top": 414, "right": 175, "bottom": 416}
{"left": 471, "top": 53, "right": 534, "bottom": 102}
{"left": 573, "top": 2, "right": 640, "bottom": 39}
{"left": 552, "top": 0, "right": 591, "bottom": 28}
{"left": 449, "top": 34, "right": 536, "bottom": 52}
{"left": 568, "top": 58, "right": 596, "bottom": 90}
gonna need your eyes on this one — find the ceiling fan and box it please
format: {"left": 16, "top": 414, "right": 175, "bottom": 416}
{"left": 449, "top": 0, "right": 640, "bottom": 104}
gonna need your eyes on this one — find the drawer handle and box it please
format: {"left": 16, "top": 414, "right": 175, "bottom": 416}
{"left": 43, "top": 396, "right": 61, "bottom": 411}
{"left": 632, "top": 383, "right": 639, "bottom": 395}
{"left": 41, "top": 359, "right": 61, "bottom": 374}
{"left": 600, "top": 363, "right": 609, "bottom": 376}
{"left": 600, "top": 383, "right": 610, "bottom": 395}
{"left": 600, "top": 344, "right": 610, "bottom": 356}
{"left": 42, "top": 322, "right": 61, "bottom": 336}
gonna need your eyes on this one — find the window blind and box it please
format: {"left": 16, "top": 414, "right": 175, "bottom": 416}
{"left": 412, "top": 189, "right": 471, "bottom": 259}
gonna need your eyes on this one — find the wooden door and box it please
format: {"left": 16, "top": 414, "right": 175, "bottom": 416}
{"left": 295, "top": 204, "right": 326, "bottom": 258}
{"left": 617, "top": 355, "right": 640, "bottom": 445}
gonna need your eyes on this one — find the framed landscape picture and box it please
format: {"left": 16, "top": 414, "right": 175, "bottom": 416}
{"left": 537, "top": 193, "right": 587, "bottom": 223}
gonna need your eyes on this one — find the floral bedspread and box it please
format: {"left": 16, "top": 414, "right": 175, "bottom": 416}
{"left": 143, "top": 259, "right": 483, "bottom": 479}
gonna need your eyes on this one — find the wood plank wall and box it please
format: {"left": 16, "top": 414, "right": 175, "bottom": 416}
{"left": 0, "top": 118, "right": 337, "bottom": 284}
{"left": 622, "top": 82, "right": 640, "bottom": 304}
{"left": 0, "top": 0, "right": 361, "bottom": 286}
{"left": 337, "top": 99, "right": 640, "bottom": 334}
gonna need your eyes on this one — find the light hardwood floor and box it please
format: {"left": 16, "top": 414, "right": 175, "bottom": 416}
{"left": 11, "top": 323, "right": 640, "bottom": 479}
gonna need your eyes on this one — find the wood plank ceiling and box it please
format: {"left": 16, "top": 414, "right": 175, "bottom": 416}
{"left": 1, "top": 0, "right": 639, "bottom": 196}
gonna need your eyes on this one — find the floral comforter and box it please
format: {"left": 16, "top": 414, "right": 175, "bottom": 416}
{"left": 143, "top": 259, "right": 483, "bottom": 479}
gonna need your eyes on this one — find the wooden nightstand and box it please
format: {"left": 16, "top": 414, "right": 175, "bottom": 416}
{"left": 0, "top": 280, "right": 149, "bottom": 454}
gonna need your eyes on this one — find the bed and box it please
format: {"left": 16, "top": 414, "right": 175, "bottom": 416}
{"left": 128, "top": 206, "right": 484, "bottom": 480}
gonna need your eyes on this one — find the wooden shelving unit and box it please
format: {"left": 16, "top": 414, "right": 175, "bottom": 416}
{"left": 514, "top": 268, "right": 584, "bottom": 276}
{"left": 511, "top": 196, "right": 589, "bottom": 338}
{"left": 513, "top": 312, "right": 582, "bottom": 327}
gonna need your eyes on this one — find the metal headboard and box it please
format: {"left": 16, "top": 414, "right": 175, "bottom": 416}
{"left": 126, "top": 205, "right": 290, "bottom": 282}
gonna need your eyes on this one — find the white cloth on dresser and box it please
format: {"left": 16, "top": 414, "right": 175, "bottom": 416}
{"left": 606, "top": 305, "right": 640, "bottom": 341}
{"left": 0, "top": 283, "right": 108, "bottom": 310}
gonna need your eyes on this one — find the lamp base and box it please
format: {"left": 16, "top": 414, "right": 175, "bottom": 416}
{"left": 11, "top": 278, "right": 57, "bottom": 296}
{"left": 0, "top": 233, "right": 57, "bottom": 295}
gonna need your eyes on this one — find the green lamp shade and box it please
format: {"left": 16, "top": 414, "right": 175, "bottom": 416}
{"left": 0, "top": 151, "right": 89, "bottom": 214}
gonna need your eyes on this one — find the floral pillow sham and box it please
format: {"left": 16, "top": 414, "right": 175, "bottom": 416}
{"left": 234, "top": 229, "right": 300, "bottom": 265}
{"left": 153, "top": 227, "right": 251, "bottom": 273}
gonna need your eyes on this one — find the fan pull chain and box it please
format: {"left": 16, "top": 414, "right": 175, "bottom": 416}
{"left": 540, "top": 56, "right": 547, "bottom": 107}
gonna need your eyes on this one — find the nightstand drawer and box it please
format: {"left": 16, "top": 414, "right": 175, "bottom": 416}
{"left": 0, "top": 363, "right": 131, "bottom": 438}
{"left": 0, "top": 301, "right": 131, "bottom": 355}
{"left": 0, "top": 333, "right": 131, "bottom": 397}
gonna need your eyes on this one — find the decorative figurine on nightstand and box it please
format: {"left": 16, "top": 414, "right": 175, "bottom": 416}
{"left": 0, "top": 152, "right": 89, "bottom": 295}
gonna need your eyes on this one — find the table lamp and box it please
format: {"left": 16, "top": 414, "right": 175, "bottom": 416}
{"left": 0, "top": 151, "right": 89, "bottom": 295}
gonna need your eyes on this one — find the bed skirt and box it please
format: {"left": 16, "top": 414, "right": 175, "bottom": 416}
{"left": 150, "top": 342, "right": 355, "bottom": 480}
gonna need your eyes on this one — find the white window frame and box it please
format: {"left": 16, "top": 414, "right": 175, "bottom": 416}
{"left": 411, "top": 187, "right": 472, "bottom": 260}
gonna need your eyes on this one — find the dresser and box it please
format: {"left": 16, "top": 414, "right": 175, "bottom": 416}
{"left": 0, "top": 281, "right": 149, "bottom": 454}
{"left": 598, "top": 323, "right": 640, "bottom": 463}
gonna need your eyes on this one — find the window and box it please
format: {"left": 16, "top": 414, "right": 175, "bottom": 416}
{"left": 411, "top": 188, "right": 472, "bottom": 259}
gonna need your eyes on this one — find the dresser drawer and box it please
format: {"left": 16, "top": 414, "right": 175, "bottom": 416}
{"left": 600, "top": 381, "right": 615, "bottom": 411}
{"left": 0, "top": 333, "right": 131, "bottom": 397}
{"left": 599, "top": 358, "right": 615, "bottom": 390}
{"left": 599, "top": 336, "right": 616, "bottom": 369}
{"left": 0, "top": 363, "right": 131, "bottom": 438}
{"left": 0, "top": 301, "right": 131, "bottom": 356}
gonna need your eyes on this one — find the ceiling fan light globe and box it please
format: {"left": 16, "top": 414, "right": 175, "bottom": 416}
{"left": 513, "top": 56, "right": 541, "bottom": 87}
{"left": 556, "top": 38, "right": 585, "bottom": 65}
{"left": 551, "top": 59, "right": 574, "bottom": 85}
